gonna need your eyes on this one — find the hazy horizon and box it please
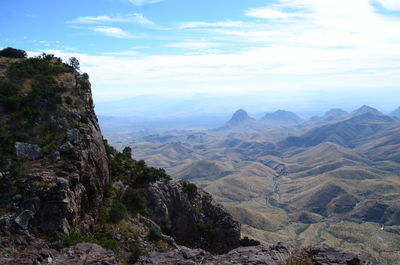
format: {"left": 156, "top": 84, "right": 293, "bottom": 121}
{"left": 2, "top": 0, "right": 400, "bottom": 118}
{"left": 95, "top": 91, "right": 399, "bottom": 119}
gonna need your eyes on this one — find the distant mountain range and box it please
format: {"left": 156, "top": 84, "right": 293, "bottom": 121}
{"left": 220, "top": 105, "right": 399, "bottom": 130}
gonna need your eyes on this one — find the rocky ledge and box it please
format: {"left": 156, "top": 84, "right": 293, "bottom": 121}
{"left": 0, "top": 241, "right": 117, "bottom": 265}
{"left": 135, "top": 243, "right": 379, "bottom": 265}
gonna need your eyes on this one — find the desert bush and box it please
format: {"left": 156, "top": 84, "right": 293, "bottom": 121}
{"left": 122, "top": 188, "right": 147, "bottom": 214}
{"left": 0, "top": 80, "right": 20, "bottom": 113}
{"left": 104, "top": 142, "right": 172, "bottom": 185}
{"left": 109, "top": 202, "right": 127, "bottom": 224}
{"left": 7, "top": 54, "right": 71, "bottom": 82}
{"left": 68, "top": 57, "right": 80, "bottom": 70}
{"left": 181, "top": 180, "right": 198, "bottom": 198}
{"left": 128, "top": 242, "right": 142, "bottom": 263}
{"left": 197, "top": 222, "right": 217, "bottom": 236}
{"left": 280, "top": 252, "right": 312, "bottom": 265}
{"left": 0, "top": 47, "right": 27, "bottom": 58}
{"left": 58, "top": 229, "right": 92, "bottom": 247}
{"left": 147, "top": 227, "right": 163, "bottom": 242}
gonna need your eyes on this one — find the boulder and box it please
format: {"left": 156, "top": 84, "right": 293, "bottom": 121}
{"left": 66, "top": 128, "right": 81, "bottom": 145}
{"left": 53, "top": 243, "right": 118, "bottom": 265}
{"left": 14, "top": 142, "right": 42, "bottom": 160}
{"left": 14, "top": 210, "right": 34, "bottom": 230}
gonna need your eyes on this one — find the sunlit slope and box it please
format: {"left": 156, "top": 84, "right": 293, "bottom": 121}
{"left": 119, "top": 110, "right": 400, "bottom": 265}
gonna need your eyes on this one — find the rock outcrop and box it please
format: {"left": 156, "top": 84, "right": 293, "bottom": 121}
{"left": 0, "top": 55, "right": 109, "bottom": 245}
{"left": 136, "top": 243, "right": 379, "bottom": 265}
{"left": 145, "top": 180, "right": 241, "bottom": 254}
{"left": 0, "top": 241, "right": 117, "bottom": 265}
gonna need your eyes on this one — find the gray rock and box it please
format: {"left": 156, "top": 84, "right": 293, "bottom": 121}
{"left": 0, "top": 242, "right": 117, "bottom": 265}
{"left": 53, "top": 243, "right": 117, "bottom": 265}
{"left": 59, "top": 141, "right": 74, "bottom": 153}
{"left": 14, "top": 210, "right": 34, "bottom": 230}
{"left": 66, "top": 128, "right": 81, "bottom": 145}
{"left": 70, "top": 112, "right": 81, "bottom": 121}
{"left": 13, "top": 194, "right": 23, "bottom": 200}
{"left": 136, "top": 243, "right": 379, "bottom": 265}
{"left": 50, "top": 151, "right": 61, "bottom": 162}
{"left": 14, "top": 142, "right": 42, "bottom": 160}
{"left": 145, "top": 180, "right": 241, "bottom": 254}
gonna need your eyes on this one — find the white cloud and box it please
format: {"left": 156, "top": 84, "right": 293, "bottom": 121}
{"left": 375, "top": 0, "right": 400, "bottom": 10}
{"left": 68, "top": 13, "right": 154, "bottom": 25}
{"left": 128, "top": 0, "right": 162, "bottom": 6}
{"left": 101, "top": 51, "right": 139, "bottom": 56}
{"left": 92, "top": 26, "right": 135, "bottom": 38}
{"left": 166, "top": 41, "right": 222, "bottom": 50}
{"left": 39, "top": 0, "right": 400, "bottom": 102}
{"left": 179, "top": 21, "right": 246, "bottom": 29}
{"left": 245, "top": 7, "right": 302, "bottom": 19}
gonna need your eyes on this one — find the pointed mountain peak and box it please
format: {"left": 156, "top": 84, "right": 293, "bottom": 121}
{"left": 227, "top": 109, "right": 253, "bottom": 125}
{"left": 351, "top": 105, "right": 382, "bottom": 117}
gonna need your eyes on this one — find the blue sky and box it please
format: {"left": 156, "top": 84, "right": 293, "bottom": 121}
{"left": 1, "top": 0, "right": 400, "bottom": 116}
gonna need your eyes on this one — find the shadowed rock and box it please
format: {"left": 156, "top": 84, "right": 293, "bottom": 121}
{"left": 136, "top": 243, "right": 378, "bottom": 265}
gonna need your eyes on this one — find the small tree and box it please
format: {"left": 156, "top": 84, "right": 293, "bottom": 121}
{"left": 68, "top": 57, "right": 80, "bottom": 70}
{"left": 122, "top": 146, "right": 132, "bottom": 159}
{"left": 0, "top": 47, "right": 27, "bottom": 58}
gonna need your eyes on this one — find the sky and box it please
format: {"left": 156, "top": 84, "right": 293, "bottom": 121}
{"left": 1, "top": 0, "right": 400, "bottom": 117}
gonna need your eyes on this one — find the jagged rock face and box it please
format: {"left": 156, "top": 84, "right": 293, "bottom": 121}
{"left": 30, "top": 75, "right": 109, "bottom": 235}
{"left": 136, "top": 243, "right": 379, "bottom": 265}
{"left": 145, "top": 180, "right": 241, "bottom": 254}
{"left": 0, "top": 57, "right": 109, "bottom": 235}
{"left": 0, "top": 241, "right": 117, "bottom": 265}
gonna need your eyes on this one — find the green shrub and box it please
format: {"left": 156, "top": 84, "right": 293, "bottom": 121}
{"left": 95, "top": 237, "right": 118, "bottom": 251}
{"left": 197, "top": 222, "right": 217, "bottom": 236}
{"left": 0, "top": 47, "right": 27, "bottom": 58}
{"left": 109, "top": 202, "right": 127, "bottom": 224}
{"left": 58, "top": 229, "right": 91, "bottom": 247}
{"left": 7, "top": 54, "right": 71, "bottom": 82}
{"left": 0, "top": 80, "right": 20, "bottom": 113}
{"left": 104, "top": 142, "right": 172, "bottom": 185}
{"left": 122, "top": 146, "right": 132, "bottom": 159}
{"left": 58, "top": 229, "right": 118, "bottom": 251}
{"left": 202, "top": 193, "right": 213, "bottom": 202}
{"left": 281, "top": 253, "right": 312, "bottom": 265}
{"left": 122, "top": 188, "right": 147, "bottom": 214}
{"left": 68, "top": 57, "right": 80, "bottom": 70}
{"left": 147, "top": 227, "right": 163, "bottom": 242}
{"left": 128, "top": 242, "right": 141, "bottom": 263}
{"left": 181, "top": 180, "right": 198, "bottom": 198}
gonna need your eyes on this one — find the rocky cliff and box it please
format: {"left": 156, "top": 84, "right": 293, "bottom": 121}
{"left": 145, "top": 180, "right": 240, "bottom": 253}
{"left": 0, "top": 54, "right": 109, "bottom": 236}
